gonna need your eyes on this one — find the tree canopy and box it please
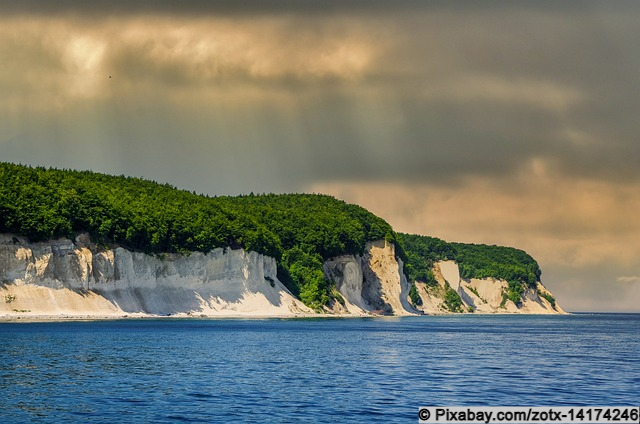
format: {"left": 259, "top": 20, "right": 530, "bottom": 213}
{"left": 0, "top": 162, "right": 395, "bottom": 309}
{"left": 1, "top": 162, "right": 545, "bottom": 308}
{"left": 397, "top": 233, "right": 542, "bottom": 303}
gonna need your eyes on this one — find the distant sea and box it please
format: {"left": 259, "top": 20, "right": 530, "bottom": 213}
{"left": 1, "top": 314, "right": 638, "bottom": 423}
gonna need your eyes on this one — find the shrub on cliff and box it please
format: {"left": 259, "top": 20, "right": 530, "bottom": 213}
{"left": 443, "top": 283, "right": 464, "bottom": 313}
{"left": 408, "top": 283, "right": 422, "bottom": 307}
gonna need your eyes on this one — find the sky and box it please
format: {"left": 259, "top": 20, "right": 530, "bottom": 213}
{"left": 1, "top": 1, "right": 639, "bottom": 312}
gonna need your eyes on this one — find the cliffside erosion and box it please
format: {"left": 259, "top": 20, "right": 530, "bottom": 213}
{"left": 0, "top": 234, "right": 309, "bottom": 318}
{"left": 411, "top": 260, "right": 565, "bottom": 314}
{"left": 1, "top": 234, "right": 564, "bottom": 318}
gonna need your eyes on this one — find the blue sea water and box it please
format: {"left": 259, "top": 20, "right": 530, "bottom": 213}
{"left": 0, "top": 314, "right": 638, "bottom": 423}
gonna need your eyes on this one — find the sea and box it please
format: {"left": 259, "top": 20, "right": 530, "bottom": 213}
{"left": 1, "top": 314, "right": 638, "bottom": 423}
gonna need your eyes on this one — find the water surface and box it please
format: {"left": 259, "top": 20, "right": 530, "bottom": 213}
{"left": 1, "top": 314, "right": 638, "bottom": 423}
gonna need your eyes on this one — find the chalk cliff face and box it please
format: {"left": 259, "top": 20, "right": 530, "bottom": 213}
{"left": 412, "top": 260, "right": 565, "bottom": 314}
{"left": 324, "top": 240, "right": 416, "bottom": 315}
{"left": 0, "top": 234, "right": 563, "bottom": 317}
{"left": 0, "top": 234, "right": 310, "bottom": 317}
{"left": 1, "top": 235, "right": 418, "bottom": 317}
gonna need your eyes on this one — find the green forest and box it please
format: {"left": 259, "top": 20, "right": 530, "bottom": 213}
{"left": 397, "top": 233, "right": 542, "bottom": 305}
{"left": 1, "top": 162, "right": 543, "bottom": 308}
{"left": 0, "top": 162, "right": 395, "bottom": 309}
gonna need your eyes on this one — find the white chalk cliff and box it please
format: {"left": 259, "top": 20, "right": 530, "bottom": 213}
{"left": 412, "top": 260, "right": 565, "bottom": 314}
{"left": 0, "top": 234, "right": 310, "bottom": 317}
{"left": 0, "top": 234, "right": 563, "bottom": 318}
{"left": 323, "top": 240, "right": 416, "bottom": 315}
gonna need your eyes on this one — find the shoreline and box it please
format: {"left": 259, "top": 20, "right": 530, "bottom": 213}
{"left": 0, "top": 312, "right": 371, "bottom": 322}
{"left": 0, "top": 310, "right": 569, "bottom": 323}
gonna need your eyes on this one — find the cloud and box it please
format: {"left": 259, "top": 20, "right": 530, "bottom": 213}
{"left": 3, "top": 6, "right": 640, "bottom": 189}
{"left": 1, "top": 1, "right": 638, "bottom": 18}
{"left": 308, "top": 172, "right": 640, "bottom": 267}
{"left": 421, "top": 75, "right": 586, "bottom": 113}
{"left": 0, "top": 16, "right": 378, "bottom": 105}
{"left": 617, "top": 276, "right": 640, "bottom": 284}
{"left": 113, "top": 18, "right": 376, "bottom": 83}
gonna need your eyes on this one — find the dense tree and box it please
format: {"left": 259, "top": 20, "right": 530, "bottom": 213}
{"left": 0, "top": 163, "right": 396, "bottom": 308}
{"left": 1, "top": 163, "right": 545, "bottom": 308}
{"left": 397, "top": 233, "right": 542, "bottom": 303}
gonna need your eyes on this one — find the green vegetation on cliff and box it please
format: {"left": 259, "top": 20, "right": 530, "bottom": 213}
{"left": 0, "top": 163, "right": 549, "bottom": 309}
{"left": 398, "top": 234, "right": 455, "bottom": 285}
{"left": 397, "top": 233, "right": 542, "bottom": 303}
{"left": 0, "top": 162, "right": 395, "bottom": 309}
{"left": 408, "top": 283, "right": 422, "bottom": 307}
{"left": 443, "top": 283, "right": 464, "bottom": 312}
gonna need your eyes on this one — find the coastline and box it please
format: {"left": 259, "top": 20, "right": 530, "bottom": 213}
{"left": 0, "top": 309, "right": 569, "bottom": 323}
{"left": 0, "top": 311, "right": 369, "bottom": 322}
{"left": 1, "top": 234, "right": 564, "bottom": 320}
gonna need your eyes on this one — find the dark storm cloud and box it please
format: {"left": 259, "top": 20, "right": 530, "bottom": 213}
{"left": 2, "top": 0, "right": 639, "bottom": 17}
{"left": 2, "top": 1, "right": 640, "bottom": 189}
{"left": 0, "top": 0, "right": 429, "bottom": 17}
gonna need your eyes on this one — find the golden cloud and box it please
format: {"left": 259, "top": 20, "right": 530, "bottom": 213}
{"left": 421, "top": 75, "right": 586, "bottom": 113}
{"left": 0, "top": 15, "right": 378, "bottom": 110}
{"left": 307, "top": 168, "right": 640, "bottom": 270}
{"left": 617, "top": 276, "right": 640, "bottom": 284}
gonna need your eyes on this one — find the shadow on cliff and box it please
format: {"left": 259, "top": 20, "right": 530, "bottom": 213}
{"left": 90, "top": 287, "right": 211, "bottom": 315}
{"left": 91, "top": 282, "right": 284, "bottom": 315}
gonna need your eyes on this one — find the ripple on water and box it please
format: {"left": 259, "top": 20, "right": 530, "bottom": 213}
{"left": 0, "top": 314, "right": 638, "bottom": 423}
